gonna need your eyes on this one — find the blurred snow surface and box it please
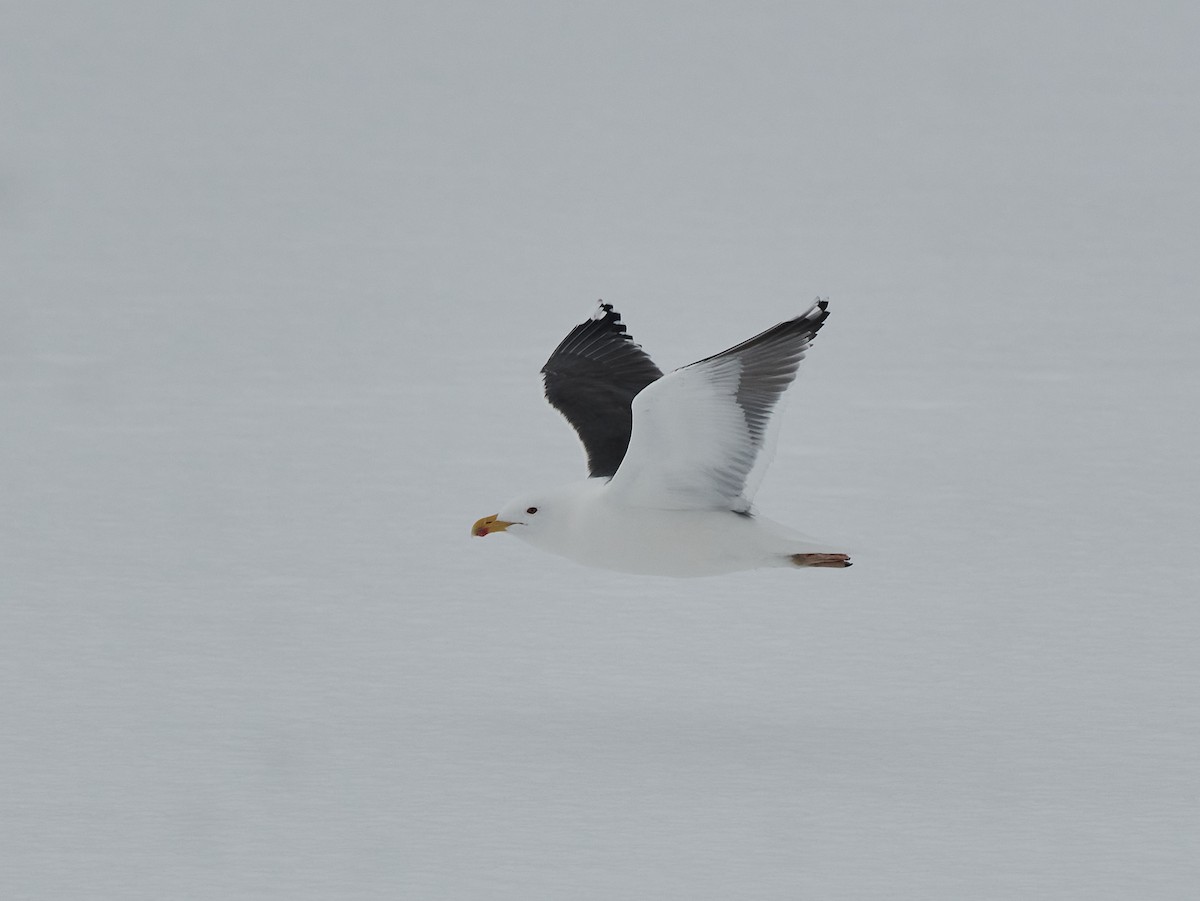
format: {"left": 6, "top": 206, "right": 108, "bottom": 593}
{"left": 2, "top": 2, "right": 1198, "bottom": 899}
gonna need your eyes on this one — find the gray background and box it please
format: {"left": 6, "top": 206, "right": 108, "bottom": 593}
{"left": 3, "top": 2, "right": 1198, "bottom": 898}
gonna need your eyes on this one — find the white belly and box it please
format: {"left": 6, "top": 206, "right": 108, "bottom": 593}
{"left": 540, "top": 496, "right": 800, "bottom": 577}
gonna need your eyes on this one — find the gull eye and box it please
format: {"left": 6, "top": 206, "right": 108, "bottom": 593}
{"left": 526, "top": 507, "right": 538, "bottom": 515}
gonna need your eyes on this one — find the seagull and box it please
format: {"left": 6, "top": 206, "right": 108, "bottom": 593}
{"left": 472, "top": 300, "right": 851, "bottom": 577}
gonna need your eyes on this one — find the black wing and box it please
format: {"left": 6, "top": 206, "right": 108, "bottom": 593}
{"left": 541, "top": 303, "right": 664, "bottom": 478}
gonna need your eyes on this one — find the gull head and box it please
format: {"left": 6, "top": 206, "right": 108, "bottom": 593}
{"left": 471, "top": 481, "right": 601, "bottom": 547}
{"left": 471, "top": 495, "right": 549, "bottom": 539}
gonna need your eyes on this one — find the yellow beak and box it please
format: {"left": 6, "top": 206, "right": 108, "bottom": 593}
{"left": 472, "top": 514, "right": 513, "bottom": 537}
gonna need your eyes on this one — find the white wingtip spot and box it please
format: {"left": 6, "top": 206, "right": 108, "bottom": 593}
{"left": 591, "top": 302, "right": 610, "bottom": 321}
{"left": 803, "top": 297, "right": 828, "bottom": 320}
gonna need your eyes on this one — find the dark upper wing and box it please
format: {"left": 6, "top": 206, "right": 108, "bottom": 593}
{"left": 541, "top": 303, "right": 664, "bottom": 478}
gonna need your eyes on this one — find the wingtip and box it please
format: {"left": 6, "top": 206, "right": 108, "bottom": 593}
{"left": 804, "top": 297, "right": 830, "bottom": 320}
{"left": 588, "top": 301, "right": 631, "bottom": 336}
{"left": 584, "top": 301, "right": 633, "bottom": 340}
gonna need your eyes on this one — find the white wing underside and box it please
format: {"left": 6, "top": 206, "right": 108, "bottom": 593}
{"left": 605, "top": 361, "right": 779, "bottom": 511}
{"left": 605, "top": 301, "right": 826, "bottom": 512}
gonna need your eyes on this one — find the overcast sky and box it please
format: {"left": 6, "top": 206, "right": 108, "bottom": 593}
{"left": 3, "top": 3, "right": 1198, "bottom": 899}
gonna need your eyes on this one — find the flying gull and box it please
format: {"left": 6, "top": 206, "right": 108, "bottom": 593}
{"left": 472, "top": 300, "right": 851, "bottom": 577}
